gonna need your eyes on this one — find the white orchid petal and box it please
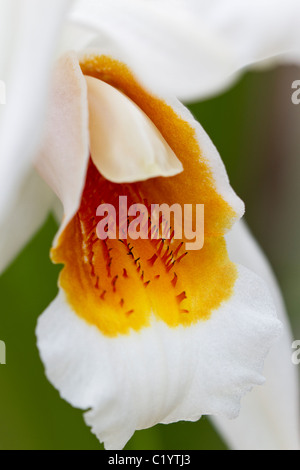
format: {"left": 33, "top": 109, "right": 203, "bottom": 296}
{"left": 212, "top": 220, "right": 300, "bottom": 450}
{"left": 36, "top": 52, "right": 90, "bottom": 239}
{"left": 36, "top": 262, "right": 281, "bottom": 450}
{"left": 68, "top": 0, "right": 300, "bottom": 101}
{"left": 59, "top": 23, "right": 99, "bottom": 57}
{"left": 206, "top": 0, "right": 300, "bottom": 66}
{"left": 0, "top": 169, "right": 54, "bottom": 275}
{"left": 0, "top": 0, "right": 72, "bottom": 232}
{"left": 68, "top": 0, "right": 236, "bottom": 101}
{"left": 86, "top": 76, "right": 183, "bottom": 183}
{"left": 0, "top": 1, "right": 17, "bottom": 82}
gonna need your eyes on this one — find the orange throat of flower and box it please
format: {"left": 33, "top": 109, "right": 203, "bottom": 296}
{"left": 51, "top": 55, "right": 238, "bottom": 337}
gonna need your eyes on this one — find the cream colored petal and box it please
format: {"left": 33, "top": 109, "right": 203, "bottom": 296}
{"left": 86, "top": 76, "right": 183, "bottom": 183}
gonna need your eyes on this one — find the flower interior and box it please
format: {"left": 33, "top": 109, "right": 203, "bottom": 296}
{"left": 51, "top": 55, "right": 238, "bottom": 337}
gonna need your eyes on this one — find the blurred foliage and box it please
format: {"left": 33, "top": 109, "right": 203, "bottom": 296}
{"left": 0, "top": 64, "right": 299, "bottom": 449}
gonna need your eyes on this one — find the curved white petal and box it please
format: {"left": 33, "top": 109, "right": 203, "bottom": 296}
{"left": 0, "top": 0, "right": 72, "bottom": 240}
{"left": 212, "top": 220, "right": 300, "bottom": 450}
{"left": 0, "top": 168, "right": 55, "bottom": 275}
{"left": 36, "top": 52, "right": 90, "bottom": 239}
{"left": 67, "top": 0, "right": 300, "bottom": 101}
{"left": 37, "top": 264, "right": 281, "bottom": 450}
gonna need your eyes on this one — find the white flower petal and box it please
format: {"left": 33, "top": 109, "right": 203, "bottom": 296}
{"left": 0, "top": 168, "right": 55, "bottom": 275}
{"left": 212, "top": 220, "right": 300, "bottom": 450}
{"left": 36, "top": 263, "right": 281, "bottom": 450}
{"left": 86, "top": 76, "right": 183, "bottom": 183}
{"left": 0, "top": 0, "right": 72, "bottom": 233}
{"left": 36, "top": 52, "right": 90, "bottom": 239}
{"left": 68, "top": 0, "right": 300, "bottom": 101}
{"left": 68, "top": 0, "right": 237, "bottom": 101}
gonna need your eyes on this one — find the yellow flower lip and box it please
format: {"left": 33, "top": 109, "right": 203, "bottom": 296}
{"left": 51, "top": 55, "right": 238, "bottom": 337}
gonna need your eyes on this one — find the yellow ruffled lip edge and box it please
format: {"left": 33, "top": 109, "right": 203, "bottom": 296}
{"left": 51, "top": 54, "right": 238, "bottom": 337}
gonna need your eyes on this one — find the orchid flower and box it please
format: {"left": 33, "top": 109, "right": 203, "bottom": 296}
{"left": 33, "top": 51, "right": 283, "bottom": 450}
{"left": 0, "top": 0, "right": 300, "bottom": 450}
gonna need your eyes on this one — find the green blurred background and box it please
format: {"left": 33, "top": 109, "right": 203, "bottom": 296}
{"left": 0, "top": 65, "right": 299, "bottom": 450}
